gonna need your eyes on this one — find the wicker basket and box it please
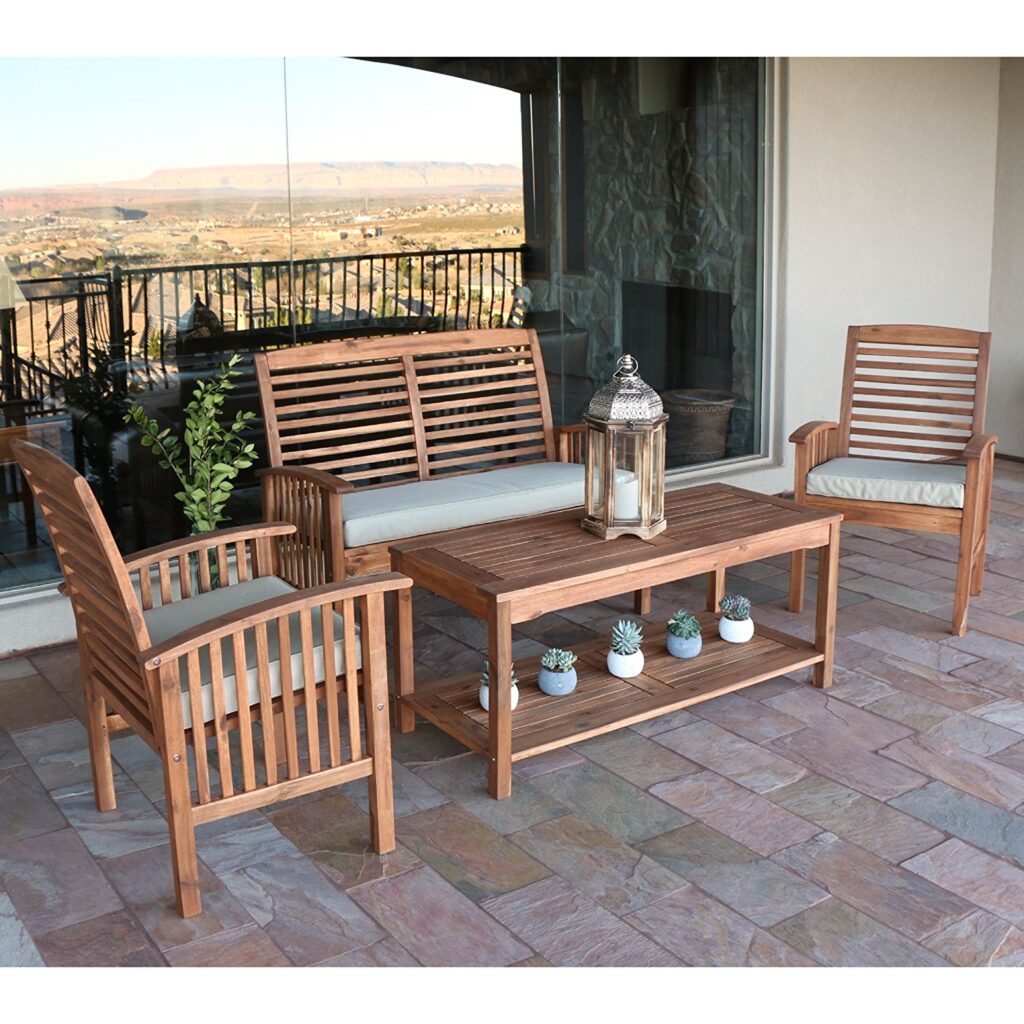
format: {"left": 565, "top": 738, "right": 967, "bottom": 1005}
{"left": 662, "top": 389, "right": 736, "bottom": 464}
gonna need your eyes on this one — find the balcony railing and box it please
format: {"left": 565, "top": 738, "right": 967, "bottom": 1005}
{"left": 1, "top": 246, "right": 524, "bottom": 403}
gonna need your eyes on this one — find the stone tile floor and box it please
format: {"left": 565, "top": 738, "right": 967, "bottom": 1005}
{"left": 6, "top": 461, "right": 1024, "bottom": 966}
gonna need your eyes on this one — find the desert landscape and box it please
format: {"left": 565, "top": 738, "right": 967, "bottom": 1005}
{"left": 0, "top": 160, "right": 525, "bottom": 278}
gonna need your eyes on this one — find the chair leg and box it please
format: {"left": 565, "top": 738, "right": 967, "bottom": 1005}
{"left": 789, "top": 549, "right": 806, "bottom": 613}
{"left": 83, "top": 679, "right": 117, "bottom": 812}
{"left": 162, "top": 755, "right": 202, "bottom": 918}
{"left": 971, "top": 534, "right": 987, "bottom": 596}
{"left": 952, "top": 526, "right": 974, "bottom": 638}
{"left": 364, "top": 594, "right": 396, "bottom": 854}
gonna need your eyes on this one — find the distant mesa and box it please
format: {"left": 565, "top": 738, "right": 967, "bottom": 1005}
{"left": 124, "top": 160, "right": 523, "bottom": 195}
{"left": 0, "top": 161, "right": 524, "bottom": 214}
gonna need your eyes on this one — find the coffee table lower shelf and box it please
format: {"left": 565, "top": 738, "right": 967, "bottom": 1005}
{"left": 401, "top": 614, "right": 823, "bottom": 763}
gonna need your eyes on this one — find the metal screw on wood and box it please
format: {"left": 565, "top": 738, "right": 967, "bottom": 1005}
{"left": 377, "top": 703, "right": 384, "bottom": 710}
{"left": 172, "top": 754, "right": 182, "bottom": 762}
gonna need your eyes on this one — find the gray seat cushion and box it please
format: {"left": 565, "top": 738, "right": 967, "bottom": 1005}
{"left": 806, "top": 457, "right": 966, "bottom": 509}
{"left": 342, "top": 461, "right": 592, "bottom": 547}
{"left": 143, "top": 575, "right": 356, "bottom": 729}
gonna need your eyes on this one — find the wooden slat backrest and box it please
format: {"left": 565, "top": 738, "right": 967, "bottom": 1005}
{"left": 12, "top": 441, "right": 155, "bottom": 736}
{"left": 837, "top": 324, "right": 991, "bottom": 461}
{"left": 255, "top": 328, "right": 555, "bottom": 488}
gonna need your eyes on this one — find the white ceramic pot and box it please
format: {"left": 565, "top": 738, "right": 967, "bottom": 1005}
{"left": 607, "top": 649, "right": 645, "bottom": 679}
{"left": 718, "top": 616, "right": 754, "bottom": 644}
{"left": 479, "top": 682, "right": 519, "bottom": 712}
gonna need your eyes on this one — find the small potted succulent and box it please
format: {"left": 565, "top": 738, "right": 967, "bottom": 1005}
{"left": 479, "top": 660, "right": 520, "bottom": 711}
{"left": 666, "top": 610, "right": 703, "bottom": 659}
{"left": 538, "top": 648, "right": 578, "bottom": 696}
{"left": 607, "top": 619, "right": 644, "bottom": 679}
{"left": 718, "top": 595, "right": 754, "bottom": 644}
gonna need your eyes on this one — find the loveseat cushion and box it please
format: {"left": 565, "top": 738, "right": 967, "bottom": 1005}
{"left": 805, "top": 457, "right": 966, "bottom": 509}
{"left": 143, "top": 575, "right": 356, "bottom": 729}
{"left": 342, "top": 461, "right": 594, "bottom": 548}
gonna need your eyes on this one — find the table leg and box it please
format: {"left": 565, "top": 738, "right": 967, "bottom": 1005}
{"left": 633, "top": 588, "right": 651, "bottom": 615}
{"left": 487, "top": 601, "right": 513, "bottom": 799}
{"left": 706, "top": 567, "right": 725, "bottom": 613}
{"left": 812, "top": 522, "right": 841, "bottom": 688}
{"left": 392, "top": 586, "right": 416, "bottom": 733}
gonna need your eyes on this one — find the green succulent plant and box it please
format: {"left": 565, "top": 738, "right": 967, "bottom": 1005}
{"left": 667, "top": 610, "right": 702, "bottom": 639}
{"left": 540, "top": 648, "right": 578, "bottom": 672}
{"left": 610, "top": 619, "right": 644, "bottom": 656}
{"left": 480, "top": 661, "right": 519, "bottom": 688}
{"left": 719, "top": 595, "right": 752, "bottom": 622}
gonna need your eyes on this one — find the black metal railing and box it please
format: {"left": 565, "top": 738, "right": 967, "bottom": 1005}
{"left": 1, "top": 246, "right": 524, "bottom": 403}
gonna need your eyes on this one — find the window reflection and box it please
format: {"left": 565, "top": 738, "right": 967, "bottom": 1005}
{"left": 0, "top": 56, "right": 768, "bottom": 596}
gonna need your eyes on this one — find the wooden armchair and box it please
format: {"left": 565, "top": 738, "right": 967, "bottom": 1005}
{"left": 13, "top": 440, "right": 411, "bottom": 918}
{"left": 789, "top": 325, "right": 996, "bottom": 636}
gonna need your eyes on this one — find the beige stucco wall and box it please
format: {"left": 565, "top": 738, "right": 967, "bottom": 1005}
{"left": 989, "top": 57, "right": 1024, "bottom": 457}
{"left": 716, "top": 56, "right": 1002, "bottom": 496}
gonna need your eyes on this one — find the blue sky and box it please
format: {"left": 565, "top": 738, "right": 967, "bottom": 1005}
{"left": 0, "top": 57, "right": 523, "bottom": 189}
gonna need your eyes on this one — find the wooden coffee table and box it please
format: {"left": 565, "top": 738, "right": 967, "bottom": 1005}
{"left": 389, "top": 483, "right": 842, "bottom": 798}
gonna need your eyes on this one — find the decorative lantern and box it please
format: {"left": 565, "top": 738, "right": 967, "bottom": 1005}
{"left": 582, "top": 354, "right": 668, "bottom": 540}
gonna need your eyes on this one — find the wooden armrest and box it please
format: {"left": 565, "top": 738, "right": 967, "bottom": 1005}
{"left": 139, "top": 572, "right": 412, "bottom": 670}
{"left": 789, "top": 421, "right": 839, "bottom": 445}
{"left": 256, "top": 465, "right": 354, "bottom": 494}
{"left": 962, "top": 433, "right": 998, "bottom": 459}
{"left": 124, "top": 522, "right": 297, "bottom": 572}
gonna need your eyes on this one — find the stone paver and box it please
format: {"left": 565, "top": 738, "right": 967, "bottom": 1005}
{"left": 625, "top": 885, "right": 815, "bottom": 966}
{"left": 483, "top": 876, "right": 678, "bottom": 966}
{"left": 649, "top": 770, "right": 821, "bottom": 856}
{"left": 638, "top": 823, "right": 829, "bottom": 927}
{"left": 771, "top": 831, "right": 974, "bottom": 940}
{"left": 509, "top": 813, "right": 686, "bottom": 916}
{"left": 349, "top": 865, "right": 530, "bottom": 967}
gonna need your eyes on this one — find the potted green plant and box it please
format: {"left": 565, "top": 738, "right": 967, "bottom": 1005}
{"left": 666, "top": 610, "right": 702, "bottom": 658}
{"left": 718, "top": 595, "right": 754, "bottom": 643}
{"left": 124, "top": 353, "right": 256, "bottom": 535}
{"left": 607, "top": 619, "right": 644, "bottom": 678}
{"left": 538, "top": 648, "right": 578, "bottom": 696}
{"left": 479, "top": 660, "right": 520, "bottom": 711}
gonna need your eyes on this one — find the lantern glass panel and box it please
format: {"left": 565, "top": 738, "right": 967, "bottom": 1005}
{"left": 653, "top": 425, "right": 665, "bottom": 521}
{"left": 588, "top": 428, "right": 606, "bottom": 520}
{"left": 613, "top": 431, "right": 642, "bottom": 523}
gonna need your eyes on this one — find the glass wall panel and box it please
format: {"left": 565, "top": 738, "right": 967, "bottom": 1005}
{"left": 0, "top": 58, "right": 290, "bottom": 591}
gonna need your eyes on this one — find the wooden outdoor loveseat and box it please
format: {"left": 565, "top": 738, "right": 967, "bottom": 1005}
{"left": 254, "top": 328, "right": 592, "bottom": 586}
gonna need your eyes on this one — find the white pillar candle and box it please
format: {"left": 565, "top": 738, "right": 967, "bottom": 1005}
{"left": 613, "top": 472, "right": 640, "bottom": 520}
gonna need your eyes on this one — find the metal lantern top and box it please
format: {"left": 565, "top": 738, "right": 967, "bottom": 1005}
{"left": 584, "top": 354, "right": 664, "bottom": 423}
